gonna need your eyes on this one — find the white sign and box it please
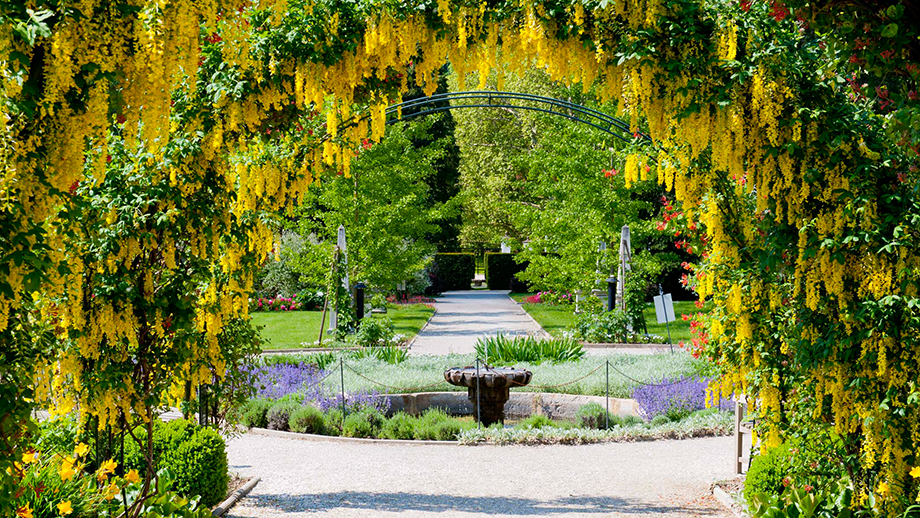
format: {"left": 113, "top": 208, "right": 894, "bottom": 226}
{"left": 654, "top": 293, "right": 675, "bottom": 324}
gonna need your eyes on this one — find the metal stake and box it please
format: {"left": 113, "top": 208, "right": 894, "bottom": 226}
{"left": 340, "top": 358, "right": 347, "bottom": 418}
{"left": 605, "top": 360, "right": 610, "bottom": 430}
{"left": 476, "top": 358, "right": 481, "bottom": 428}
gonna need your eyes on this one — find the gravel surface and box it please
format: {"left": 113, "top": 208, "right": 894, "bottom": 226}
{"left": 410, "top": 291, "right": 549, "bottom": 355}
{"left": 226, "top": 432, "right": 733, "bottom": 518}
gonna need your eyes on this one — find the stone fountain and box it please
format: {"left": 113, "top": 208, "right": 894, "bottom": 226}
{"left": 444, "top": 365, "right": 532, "bottom": 426}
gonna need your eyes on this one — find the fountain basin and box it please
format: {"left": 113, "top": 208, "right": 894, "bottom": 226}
{"left": 444, "top": 366, "right": 532, "bottom": 426}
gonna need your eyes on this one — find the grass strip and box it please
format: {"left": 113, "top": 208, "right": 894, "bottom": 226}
{"left": 253, "top": 304, "right": 435, "bottom": 350}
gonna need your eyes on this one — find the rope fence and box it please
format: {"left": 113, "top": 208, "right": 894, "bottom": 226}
{"left": 263, "top": 357, "right": 717, "bottom": 398}
{"left": 343, "top": 362, "right": 451, "bottom": 392}
{"left": 243, "top": 354, "right": 739, "bottom": 437}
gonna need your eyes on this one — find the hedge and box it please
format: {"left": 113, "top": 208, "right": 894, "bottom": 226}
{"left": 122, "top": 419, "right": 229, "bottom": 507}
{"left": 484, "top": 253, "right": 528, "bottom": 291}
{"left": 433, "top": 253, "right": 475, "bottom": 291}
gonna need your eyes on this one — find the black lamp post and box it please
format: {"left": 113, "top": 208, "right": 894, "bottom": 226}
{"left": 355, "top": 282, "right": 366, "bottom": 321}
{"left": 606, "top": 276, "right": 617, "bottom": 312}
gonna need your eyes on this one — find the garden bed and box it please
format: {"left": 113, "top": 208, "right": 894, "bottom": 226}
{"left": 239, "top": 409, "right": 734, "bottom": 446}
{"left": 250, "top": 352, "right": 714, "bottom": 398}
{"left": 509, "top": 293, "right": 709, "bottom": 343}
{"left": 237, "top": 353, "right": 734, "bottom": 445}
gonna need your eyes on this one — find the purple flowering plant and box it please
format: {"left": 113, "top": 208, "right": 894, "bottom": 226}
{"left": 244, "top": 361, "right": 390, "bottom": 414}
{"left": 631, "top": 376, "right": 733, "bottom": 421}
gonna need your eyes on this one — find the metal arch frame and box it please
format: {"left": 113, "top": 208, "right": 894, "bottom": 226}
{"left": 333, "top": 91, "right": 652, "bottom": 144}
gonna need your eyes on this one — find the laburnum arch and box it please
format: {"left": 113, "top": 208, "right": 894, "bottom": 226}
{"left": 363, "top": 90, "right": 649, "bottom": 142}
{"left": 1, "top": 0, "right": 918, "bottom": 512}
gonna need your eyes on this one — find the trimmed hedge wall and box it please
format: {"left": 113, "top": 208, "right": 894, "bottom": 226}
{"left": 433, "top": 253, "right": 475, "bottom": 291}
{"left": 485, "top": 253, "right": 529, "bottom": 291}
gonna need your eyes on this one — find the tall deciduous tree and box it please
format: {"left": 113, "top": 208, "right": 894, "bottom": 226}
{"left": 291, "top": 119, "right": 449, "bottom": 290}
{"left": 451, "top": 68, "right": 679, "bottom": 299}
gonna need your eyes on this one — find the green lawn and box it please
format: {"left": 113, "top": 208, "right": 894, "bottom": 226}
{"left": 252, "top": 304, "right": 436, "bottom": 350}
{"left": 252, "top": 311, "right": 325, "bottom": 349}
{"left": 510, "top": 292, "right": 709, "bottom": 343}
{"left": 521, "top": 303, "right": 577, "bottom": 338}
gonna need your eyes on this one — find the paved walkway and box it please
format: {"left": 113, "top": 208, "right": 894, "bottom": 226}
{"left": 226, "top": 433, "right": 733, "bottom": 518}
{"left": 410, "top": 291, "right": 548, "bottom": 355}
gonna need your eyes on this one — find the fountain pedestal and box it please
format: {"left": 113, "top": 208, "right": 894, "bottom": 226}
{"left": 444, "top": 366, "right": 532, "bottom": 426}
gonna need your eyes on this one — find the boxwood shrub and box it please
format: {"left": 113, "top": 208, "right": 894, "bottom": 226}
{"left": 342, "top": 407, "right": 385, "bottom": 438}
{"left": 165, "top": 426, "right": 230, "bottom": 507}
{"left": 575, "top": 403, "right": 621, "bottom": 430}
{"left": 744, "top": 442, "right": 794, "bottom": 504}
{"left": 379, "top": 412, "right": 416, "bottom": 440}
{"left": 266, "top": 399, "right": 302, "bottom": 431}
{"left": 238, "top": 398, "right": 273, "bottom": 429}
{"left": 121, "top": 419, "right": 228, "bottom": 507}
{"left": 289, "top": 406, "right": 327, "bottom": 435}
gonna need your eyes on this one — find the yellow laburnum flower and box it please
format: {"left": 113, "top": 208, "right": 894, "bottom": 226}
{"left": 22, "top": 451, "right": 37, "bottom": 464}
{"left": 59, "top": 457, "right": 76, "bottom": 481}
{"left": 73, "top": 443, "right": 89, "bottom": 458}
{"left": 103, "top": 483, "right": 119, "bottom": 501}
{"left": 57, "top": 501, "right": 73, "bottom": 516}
{"left": 99, "top": 459, "right": 118, "bottom": 475}
{"left": 911, "top": 466, "right": 920, "bottom": 478}
{"left": 878, "top": 481, "right": 889, "bottom": 495}
{"left": 17, "top": 505, "right": 33, "bottom": 518}
{"left": 125, "top": 469, "right": 140, "bottom": 484}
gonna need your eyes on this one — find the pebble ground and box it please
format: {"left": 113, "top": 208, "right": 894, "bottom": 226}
{"left": 226, "top": 433, "right": 733, "bottom": 518}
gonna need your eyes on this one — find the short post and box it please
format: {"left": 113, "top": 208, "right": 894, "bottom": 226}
{"left": 183, "top": 380, "right": 192, "bottom": 420}
{"left": 340, "top": 358, "right": 347, "bottom": 418}
{"left": 197, "top": 384, "right": 209, "bottom": 426}
{"left": 606, "top": 277, "right": 617, "bottom": 312}
{"left": 476, "top": 358, "right": 482, "bottom": 428}
{"left": 735, "top": 397, "right": 745, "bottom": 475}
{"left": 355, "top": 282, "right": 366, "bottom": 321}
{"left": 605, "top": 360, "right": 610, "bottom": 429}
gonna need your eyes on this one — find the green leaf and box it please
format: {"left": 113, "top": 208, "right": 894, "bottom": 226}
{"left": 881, "top": 23, "right": 898, "bottom": 38}
{"left": 885, "top": 5, "right": 904, "bottom": 19}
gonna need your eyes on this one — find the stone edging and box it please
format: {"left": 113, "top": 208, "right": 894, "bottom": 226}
{"left": 711, "top": 484, "right": 746, "bottom": 518}
{"left": 248, "top": 427, "right": 457, "bottom": 446}
{"left": 406, "top": 306, "right": 438, "bottom": 350}
{"left": 212, "top": 476, "right": 260, "bottom": 517}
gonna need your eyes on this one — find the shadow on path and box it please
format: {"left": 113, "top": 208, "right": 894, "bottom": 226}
{"left": 237, "top": 490, "right": 724, "bottom": 516}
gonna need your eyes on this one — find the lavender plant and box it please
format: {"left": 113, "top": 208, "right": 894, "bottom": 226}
{"left": 243, "top": 361, "right": 390, "bottom": 415}
{"left": 244, "top": 362, "right": 329, "bottom": 400}
{"left": 631, "top": 376, "right": 733, "bottom": 421}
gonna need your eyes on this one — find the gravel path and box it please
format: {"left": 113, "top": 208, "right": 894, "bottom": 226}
{"left": 226, "top": 433, "right": 733, "bottom": 518}
{"left": 410, "top": 291, "right": 549, "bottom": 355}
